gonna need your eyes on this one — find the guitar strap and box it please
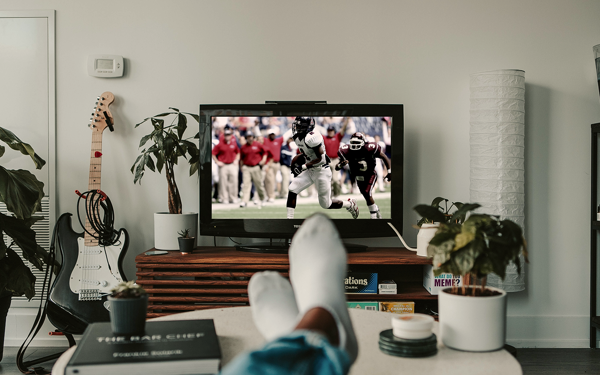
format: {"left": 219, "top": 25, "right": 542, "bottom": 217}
{"left": 16, "top": 217, "right": 75, "bottom": 374}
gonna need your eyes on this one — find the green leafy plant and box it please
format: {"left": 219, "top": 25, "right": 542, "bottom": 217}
{"left": 131, "top": 108, "right": 200, "bottom": 214}
{"left": 0, "top": 127, "right": 57, "bottom": 299}
{"left": 426, "top": 203, "right": 528, "bottom": 296}
{"left": 177, "top": 228, "right": 191, "bottom": 238}
{"left": 110, "top": 281, "right": 147, "bottom": 299}
{"left": 413, "top": 197, "right": 479, "bottom": 227}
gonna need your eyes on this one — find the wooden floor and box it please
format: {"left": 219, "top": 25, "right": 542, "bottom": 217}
{"left": 0, "top": 347, "right": 599, "bottom": 374}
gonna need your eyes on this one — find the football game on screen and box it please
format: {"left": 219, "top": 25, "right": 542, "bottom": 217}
{"left": 210, "top": 116, "right": 392, "bottom": 220}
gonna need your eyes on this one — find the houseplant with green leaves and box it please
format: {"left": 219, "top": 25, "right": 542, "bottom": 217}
{"left": 131, "top": 108, "right": 200, "bottom": 250}
{"left": 423, "top": 201, "right": 528, "bottom": 351}
{"left": 410, "top": 197, "right": 479, "bottom": 257}
{"left": 0, "top": 126, "right": 57, "bottom": 360}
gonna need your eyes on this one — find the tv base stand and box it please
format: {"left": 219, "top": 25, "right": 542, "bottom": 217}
{"left": 136, "top": 246, "right": 435, "bottom": 318}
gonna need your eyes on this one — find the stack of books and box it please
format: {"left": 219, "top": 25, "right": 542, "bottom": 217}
{"left": 65, "top": 319, "right": 221, "bottom": 375}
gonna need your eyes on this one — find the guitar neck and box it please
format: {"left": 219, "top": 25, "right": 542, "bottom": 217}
{"left": 84, "top": 131, "right": 103, "bottom": 246}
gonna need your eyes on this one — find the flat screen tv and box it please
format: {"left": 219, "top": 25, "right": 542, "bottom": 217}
{"left": 198, "top": 102, "right": 403, "bottom": 252}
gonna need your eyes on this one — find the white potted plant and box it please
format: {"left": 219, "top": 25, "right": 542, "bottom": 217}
{"left": 108, "top": 281, "right": 148, "bottom": 335}
{"left": 413, "top": 197, "right": 478, "bottom": 257}
{"left": 425, "top": 203, "right": 528, "bottom": 352}
{"left": 131, "top": 108, "right": 199, "bottom": 250}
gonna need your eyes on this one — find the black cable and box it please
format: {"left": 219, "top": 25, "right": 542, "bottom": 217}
{"left": 76, "top": 190, "right": 119, "bottom": 246}
{"left": 229, "top": 237, "right": 241, "bottom": 245}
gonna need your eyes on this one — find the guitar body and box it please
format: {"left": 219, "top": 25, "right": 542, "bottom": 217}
{"left": 48, "top": 213, "right": 129, "bottom": 334}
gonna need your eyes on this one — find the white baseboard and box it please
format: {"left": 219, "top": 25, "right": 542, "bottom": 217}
{"left": 4, "top": 307, "right": 80, "bottom": 348}
{"left": 506, "top": 315, "right": 596, "bottom": 348}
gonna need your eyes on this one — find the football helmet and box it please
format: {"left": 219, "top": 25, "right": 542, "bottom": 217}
{"left": 292, "top": 117, "right": 315, "bottom": 138}
{"left": 349, "top": 132, "right": 367, "bottom": 151}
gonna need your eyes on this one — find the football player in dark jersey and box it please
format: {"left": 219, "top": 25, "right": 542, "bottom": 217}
{"left": 286, "top": 117, "right": 359, "bottom": 219}
{"left": 336, "top": 132, "right": 391, "bottom": 219}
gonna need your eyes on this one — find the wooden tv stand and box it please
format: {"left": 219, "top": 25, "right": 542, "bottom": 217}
{"left": 135, "top": 246, "right": 436, "bottom": 318}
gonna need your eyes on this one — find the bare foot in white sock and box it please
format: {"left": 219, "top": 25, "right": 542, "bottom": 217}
{"left": 248, "top": 271, "right": 299, "bottom": 341}
{"left": 289, "top": 213, "right": 358, "bottom": 363}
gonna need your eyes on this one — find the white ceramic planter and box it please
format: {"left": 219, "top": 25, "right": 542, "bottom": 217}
{"left": 154, "top": 212, "right": 198, "bottom": 250}
{"left": 416, "top": 223, "right": 439, "bottom": 257}
{"left": 438, "top": 286, "right": 507, "bottom": 352}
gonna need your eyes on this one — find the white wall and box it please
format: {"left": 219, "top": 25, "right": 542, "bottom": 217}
{"left": 2, "top": 0, "right": 599, "bottom": 347}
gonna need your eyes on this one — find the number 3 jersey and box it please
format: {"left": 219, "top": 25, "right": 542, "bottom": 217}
{"left": 294, "top": 131, "right": 328, "bottom": 168}
{"left": 338, "top": 141, "right": 381, "bottom": 178}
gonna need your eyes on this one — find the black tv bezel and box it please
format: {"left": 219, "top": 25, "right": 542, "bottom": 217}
{"left": 198, "top": 103, "right": 403, "bottom": 240}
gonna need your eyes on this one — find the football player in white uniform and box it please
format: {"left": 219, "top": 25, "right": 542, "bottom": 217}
{"left": 286, "top": 117, "right": 359, "bottom": 219}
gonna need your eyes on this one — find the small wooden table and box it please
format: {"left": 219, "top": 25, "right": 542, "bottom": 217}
{"left": 52, "top": 307, "right": 522, "bottom": 375}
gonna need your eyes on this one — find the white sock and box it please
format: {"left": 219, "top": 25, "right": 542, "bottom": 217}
{"left": 248, "top": 271, "right": 299, "bottom": 341}
{"left": 368, "top": 204, "right": 379, "bottom": 219}
{"left": 289, "top": 213, "right": 358, "bottom": 363}
{"left": 342, "top": 200, "right": 351, "bottom": 209}
{"left": 287, "top": 207, "right": 295, "bottom": 219}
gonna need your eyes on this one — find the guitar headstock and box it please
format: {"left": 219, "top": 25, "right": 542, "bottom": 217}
{"left": 89, "top": 91, "right": 115, "bottom": 133}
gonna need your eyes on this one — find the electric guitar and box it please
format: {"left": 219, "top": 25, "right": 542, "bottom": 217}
{"left": 48, "top": 92, "right": 129, "bottom": 334}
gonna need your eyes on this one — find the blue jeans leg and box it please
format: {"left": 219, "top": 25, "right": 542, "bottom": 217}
{"left": 219, "top": 330, "right": 350, "bottom": 375}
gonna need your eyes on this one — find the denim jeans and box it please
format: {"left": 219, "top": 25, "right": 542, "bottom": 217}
{"left": 219, "top": 330, "right": 350, "bottom": 375}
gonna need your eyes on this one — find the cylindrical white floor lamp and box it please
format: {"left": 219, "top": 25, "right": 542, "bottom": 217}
{"left": 470, "top": 69, "right": 526, "bottom": 292}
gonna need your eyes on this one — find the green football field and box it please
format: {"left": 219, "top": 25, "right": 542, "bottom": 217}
{"left": 212, "top": 194, "right": 391, "bottom": 220}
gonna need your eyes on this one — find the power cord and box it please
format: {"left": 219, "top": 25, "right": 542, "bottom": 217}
{"left": 387, "top": 222, "right": 416, "bottom": 251}
{"left": 76, "top": 189, "right": 119, "bottom": 246}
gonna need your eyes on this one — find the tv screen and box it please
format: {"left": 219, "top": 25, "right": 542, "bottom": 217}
{"left": 198, "top": 103, "right": 403, "bottom": 249}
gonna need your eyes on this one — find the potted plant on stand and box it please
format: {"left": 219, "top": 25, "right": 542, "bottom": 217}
{"left": 425, "top": 203, "right": 528, "bottom": 352}
{"left": 131, "top": 107, "right": 200, "bottom": 250}
{"left": 0, "top": 127, "right": 58, "bottom": 361}
{"left": 108, "top": 281, "right": 148, "bottom": 335}
{"left": 177, "top": 228, "right": 195, "bottom": 255}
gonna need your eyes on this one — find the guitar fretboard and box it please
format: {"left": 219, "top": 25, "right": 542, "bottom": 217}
{"left": 84, "top": 131, "right": 103, "bottom": 246}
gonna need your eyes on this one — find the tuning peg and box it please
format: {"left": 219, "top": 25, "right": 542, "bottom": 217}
{"left": 88, "top": 124, "right": 91, "bottom": 127}
{"left": 97, "top": 96, "right": 100, "bottom": 100}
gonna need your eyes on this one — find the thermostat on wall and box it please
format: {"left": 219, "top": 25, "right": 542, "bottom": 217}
{"left": 88, "top": 55, "right": 124, "bottom": 78}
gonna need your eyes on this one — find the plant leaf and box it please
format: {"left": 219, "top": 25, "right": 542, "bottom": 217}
{"left": 449, "top": 203, "right": 481, "bottom": 224}
{"left": 413, "top": 204, "right": 446, "bottom": 224}
{"left": 156, "top": 152, "right": 164, "bottom": 173}
{"left": 0, "top": 248, "right": 36, "bottom": 299}
{"left": 430, "top": 197, "right": 447, "bottom": 208}
{"left": 0, "top": 167, "right": 44, "bottom": 220}
{"left": 0, "top": 127, "right": 46, "bottom": 170}
{"left": 145, "top": 154, "right": 156, "bottom": 172}
{"left": 0, "top": 212, "right": 47, "bottom": 271}
{"left": 138, "top": 134, "right": 153, "bottom": 148}
{"left": 0, "top": 145, "right": 5, "bottom": 158}
{"left": 177, "top": 113, "right": 187, "bottom": 139}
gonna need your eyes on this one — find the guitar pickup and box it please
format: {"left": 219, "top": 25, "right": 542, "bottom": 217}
{"left": 79, "top": 265, "right": 101, "bottom": 270}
